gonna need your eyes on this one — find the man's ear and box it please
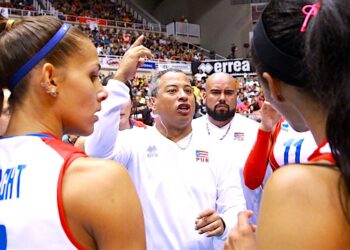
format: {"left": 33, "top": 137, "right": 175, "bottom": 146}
{"left": 202, "top": 91, "right": 207, "bottom": 105}
{"left": 262, "top": 72, "right": 285, "bottom": 102}
{"left": 40, "top": 63, "right": 58, "bottom": 97}
{"left": 149, "top": 96, "right": 157, "bottom": 113}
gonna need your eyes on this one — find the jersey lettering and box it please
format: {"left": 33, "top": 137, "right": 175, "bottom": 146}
{"left": 0, "top": 165, "right": 27, "bottom": 201}
{"left": 0, "top": 224, "right": 7, "bottom": 249}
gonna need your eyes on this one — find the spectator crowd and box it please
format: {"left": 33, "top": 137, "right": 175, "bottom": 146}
{"left": 1, "top": 0, "right": 207, "bottom": 62}
{"left": 82, "top": 26, "right": 206, "bottom": 61}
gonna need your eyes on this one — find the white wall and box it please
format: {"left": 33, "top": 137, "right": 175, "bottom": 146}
{"left": 131, "top": 0, "right": 253, "bottom": 58}
{"left": 193, "top": 1, "right": 252, "bottom": 58}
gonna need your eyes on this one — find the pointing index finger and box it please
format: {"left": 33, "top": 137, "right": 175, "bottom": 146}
{"left": 129, "top": 35, "right": 144, "bottom": 49}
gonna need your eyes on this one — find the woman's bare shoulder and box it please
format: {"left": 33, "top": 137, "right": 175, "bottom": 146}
{"left": 265, "top": 163, "right": 344, "bottom": 214}
{"left": 258, "top": 164, "right": 350, "bottom": 249}
{"left": 61, "top": 157, "right": 145, "bottom": 249}
{"left": 269, "top": 163, "right": 340, "bottom": 190}
{"left": 63, "top": 157, "right": 135, "bottom": 212}
{"left": 67, "top": 156, "right": 128, "bottom": 177}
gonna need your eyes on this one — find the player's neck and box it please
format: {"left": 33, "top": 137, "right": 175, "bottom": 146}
{"left": 305, "top": 110, "right": 327, "bottom": 146}
{"left": 296, "top": 100, "right": 327, "bottom": 145}
{"left": 5, "top": 109, "right": 62, "bottom": 138}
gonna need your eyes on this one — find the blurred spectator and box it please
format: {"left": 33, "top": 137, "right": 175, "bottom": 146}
{"left": 132, "top": 91, "right": 153, "bottom": 126}
{"left": 249, "top": 97, "right": 260, "bottom": 114}
{"left": 237, "top": 97, "right": 250, "bottom": 116}
{"left": 179, "top": 15, "right": 188, "bottom": 23}
{"left": 194, "top": 69, "right": 207, "bottom": 82}
{"left": 227, "top": 43, "right": 237, "bottom": 59}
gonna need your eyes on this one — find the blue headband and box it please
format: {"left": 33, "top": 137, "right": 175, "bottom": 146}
{"left": 8, "top": 23, "right": 71, "bottom": 91}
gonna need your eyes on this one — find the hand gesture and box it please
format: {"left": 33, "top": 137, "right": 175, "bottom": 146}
{"left": 259, "top": 101, "right": 281, "bottom": 132}
{"left": 223, "top": 210, "right": 257, "bottom": 250}
{"left": 195, "top": 208, "right": 225, "bottom": 237}
{"left": 114, "top": 35, "right": 153, "bottom": 83}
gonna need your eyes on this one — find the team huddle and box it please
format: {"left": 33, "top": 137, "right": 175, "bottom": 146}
{"left": 1, "top": 0, "right": 350, "bottom": 249}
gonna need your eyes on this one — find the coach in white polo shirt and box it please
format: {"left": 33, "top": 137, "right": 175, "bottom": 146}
{"left": 192, "top": 72, "right": 262, "bottom": 224}
{"left": 85, "top": 67, "right": 246, "bottom": 250}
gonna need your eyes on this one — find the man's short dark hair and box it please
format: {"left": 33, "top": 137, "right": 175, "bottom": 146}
{"left": 149, "top": 68, "right": 185, "bottom": 97}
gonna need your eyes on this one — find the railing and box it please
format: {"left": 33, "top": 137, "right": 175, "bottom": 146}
{"left": 4, "top": 7, "right": 57, "bottom": 17}
{"left": 167, "top": 22, "right": 200, "bottom": 38}
{"left": 4, "top": 7, "right": 165, "bottom": 32}
{"left": 122, "top": 0, "right": 162, "bottom": 28}
{"left": 33, "top": 0, "right": 57, "bottom": 14}
{"left": 166, "top": 22, "right": 226, "bottom": 60}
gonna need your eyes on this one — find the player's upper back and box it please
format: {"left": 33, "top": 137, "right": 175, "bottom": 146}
{"left": 0, "top": 133, "right": 146, "bottom": 249}
{"left": 0, "top": 134, "right": 86, "bottom": 249}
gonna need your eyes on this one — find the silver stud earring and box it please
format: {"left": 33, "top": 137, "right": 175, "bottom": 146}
{"left": 49, "top": 90, "right": 57, "bottom": 97}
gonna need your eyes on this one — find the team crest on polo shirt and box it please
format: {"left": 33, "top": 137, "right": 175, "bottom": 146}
{"left": 196, "top": 150, "right": 209, "bottom": 162}
{"left": 147, "top": 145, "right": 158, "bottom": 158}
{"left": 234, "top": 132, "right": 245, "bottom": 141}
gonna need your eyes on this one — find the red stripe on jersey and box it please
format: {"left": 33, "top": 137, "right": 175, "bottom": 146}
{"left": 308, "top": 140, "right": 336, "bottom": 164}
{"left": 42, "top": 136, "right": 87, "bottom": 250}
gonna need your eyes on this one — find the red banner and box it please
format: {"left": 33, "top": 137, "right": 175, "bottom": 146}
{"left": 78, "top": 17, "right": 107, "bottom": 26}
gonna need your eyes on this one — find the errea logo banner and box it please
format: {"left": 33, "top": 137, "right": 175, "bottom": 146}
{"left": 197, "top": 59, "right": 255, "bottom": 76}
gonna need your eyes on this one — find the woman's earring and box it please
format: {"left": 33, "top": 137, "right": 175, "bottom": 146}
{"left": 41, "top": 81, "right": 58, "bottom": 97}
{"left": 49, "top": 90, "right": 58, "bottom": 97}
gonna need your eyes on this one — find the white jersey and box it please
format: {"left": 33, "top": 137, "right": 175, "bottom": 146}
{"left": 192, "top": 114, "right": 259, "bottom": 147}
{"left": 192, "top": 115, "right": 262, "bottom": 224}
{"left": 85, "top": 81, "right": 246, "bottom": 250}
{"left": 269, "top": 119, "right": 317, "bottom": 170}
{"left": 0, "top": 134, "right": 84, "bottom": 249}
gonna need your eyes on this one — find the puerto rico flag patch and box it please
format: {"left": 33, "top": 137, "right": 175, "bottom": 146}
{"left": 196, "top": 150, "right": 209, "bottom": 162}
{"left": 234, "top": 132, "right": 245, "bottom": 141}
